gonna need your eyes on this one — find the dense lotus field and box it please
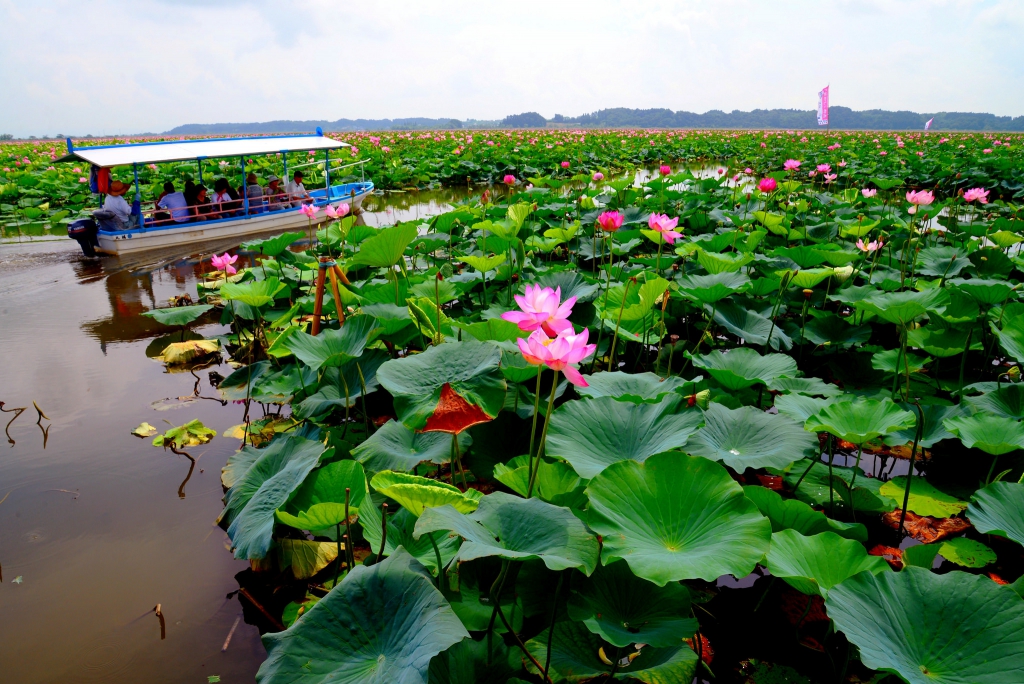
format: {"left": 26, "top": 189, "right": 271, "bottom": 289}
{"left": 2, "top": 128, "right": 1023, "bottom": 238}
{"left": 130, "top": 144, "right": 1024, "bottom": 684}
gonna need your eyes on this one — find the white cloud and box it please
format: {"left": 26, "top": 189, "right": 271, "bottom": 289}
{"left": 0, "top": 0, "right": 1021, "bottom": 136}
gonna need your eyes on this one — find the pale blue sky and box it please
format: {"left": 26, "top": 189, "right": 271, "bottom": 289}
{"left": 1, "top": 0, "right": 1021, "bottom": 136}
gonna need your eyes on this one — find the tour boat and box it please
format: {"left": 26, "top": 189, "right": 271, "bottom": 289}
{"left": 56, "top": 130, "right": 373, "bottom": 255}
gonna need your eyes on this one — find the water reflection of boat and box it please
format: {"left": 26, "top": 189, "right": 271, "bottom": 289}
{"left": 56, "top": 132, "right": 373, "bottom": 255}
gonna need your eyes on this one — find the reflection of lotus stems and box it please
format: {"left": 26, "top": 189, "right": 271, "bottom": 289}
{"left": 177, "top": 457, "right": 196, "bottom": 499}
{"left": 897, "top": 403, "right": 925, "bottom": 539}
{"left": 528, "top": 378, "right": 560, "bottom": 498}
{"left": 847, "top": 444, "right": 865, "bottom": 523}
{"left": 526, "top": 369, "right": 544, "bottom": 496}
{"left": 608, "top": 279, "right": 633, "bottom": 371}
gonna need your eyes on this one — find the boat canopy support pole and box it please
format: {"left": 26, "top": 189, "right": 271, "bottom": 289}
{"left": 241, "top": 156, "right": 249, "bottom": 216}
{"left": 282, "top": 152, "right": 288, "bottom": 185}
{"left": 133, "top": 162, "right": 144, "bottom": 229}
{"left": 325, "top": 149, "right": 331, "bottom": 200}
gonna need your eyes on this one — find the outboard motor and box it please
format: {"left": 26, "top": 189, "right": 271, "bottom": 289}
{"left": 68, "top": 218, "right": 99, "bottom": 257}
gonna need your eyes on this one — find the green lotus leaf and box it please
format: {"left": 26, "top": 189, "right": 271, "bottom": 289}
{"left": 586, "top": 451, "right": 771, "bottom": 585}
{"left": 152, "top": 418, "right": 217, "bottom": 449}
{"left": 871, "top": 348, "right": 930, "bottom": 375}
{"left": 276, "top": 539, "right": 339, "bottom": 580}
{"left": 534, "top": 270, "right": 600, "bottom": 303}
{"left": 878, "top": 476, "right": 967, "bottom": 518}
{"left": 767, "top": 376, "right": 843, "bottom": 397}
{"left": 575, "top": 371, "right": 693, "bottom": 404}
{"left": 853, "top": 288, "right": 951, "bottom": 326}
{"left": 438, "top": 560, "right": 524, "bottom": 634}
{"left": 413, "top": 492, "right": 599, "bottom": 574}
{"left": 242, "top": 231, "right": 304, "bottom": 257}
{"left": 801, "top": 314, "right": 872, "bottom": 348}
{"left": 427, "top": 633, "right": 520, "bottom": 684}
{"left": 826, "top": 567, "right": 1024, "bottom": 684}
{"left": 992, "top": 315, "right": 1024, "bottom": 363}
{"left": 370, "top": 471, "right": 482, "bottom": 517}
{"left": 360, "top": 303, "right": 412, "bottom": 337}
{"left": 525, "top": 620, "right": 697, "bottom": 684}
{"left": 902, "top": 543, "right": 940, "bottom": 569}
{"left": 916, "top": 246, "right": 971, "bottom": 278}
{"left": 352, "top": 419, "right": 471, "bottom": 473}
{"left": 256, "top": 548, "right": 468, "bottom": 684}
{"left": 805, "top": 397, "right": 916, "bottom": 445}
{"left": 742, "top": 486, "right": 867, "bottom": 542}
{"left": 696, "top": 248, "right": 754, "bottom": 274}
{"left": 349, "top": 222, "right": 419, "bottom": 268}
{"left": 377, "top": 341, "right": 507, "bottom": 433}
{"left": 461, "top": 253, "right": 506, "bottom": 273}
{"left": 766, "top": 530, "right": 888, "bottom": 597}
{"left": 219, "top": 434, "right": 329, "bottom": 560}
{"left": 275, "top": 459, "right": 369, "bottom": 531}
{"left": 774, "top": 268, "right": 834, "bottom": 289}
{"left": 283, "top": 315, "right": 378, "bottom": 370}
{"left": 967, "top": 481, "right": 1024, "bottom": 545}
{"left": 773, "top": 245, "right": 830, "bottom": 268}
{"left": 293, "top": 351, "right": 389, "bottom": 419}
{"left": 937, "top": 537, "right": 997, "bottom": 568}
{"left": 965, "top": 385, "right": 1024, "bottom": 419}
{"left": 141, "top": 304, "right": 213, "bottom": 327}
{"left": 492, "top": 455, "right": 587, "bottom": 509}
{"left": 944, "top": 413, "right": 1024, "bottom": 455}
{"left": 222, "top": 444, "right": 263, "bottom": 489}
{"left": 687, "top": 404, "right": 816, "bottom": 471}
{"left": 935, "top": 290, "right": 981, "bottom": 325}
{"left": 950, "top": 278, "right": 1018, "bottom": 305}
{"left": 359, "top": 506, "right": 460, "bottom": 576}
{"left": 782, "top": 459, "right": 897, "bottom": 514}
{"left": 222, "top": 277, "right": 286, "bottom": 307}
{"left": 456, "top": 319, "right": 523, "bottom": 343}
{"left": 774, "top": 394, "right": 832, "bottom": 423}
{"left": 545, "top": 394, "right": 705, "bottom": 479}
{"left": 688, "top": 347, "right": 798, "bottom": 391}
{"left": 709, "top": 302, "right": 793, "bottom": 351}
{"left": 907, "top": 324, "right": 980, "bottom": 357}
{"left": 676, "top": 272, "right": 749, "bottom": 304}
{"left": 567, "top": 560, "right": 697, "bottom": 648}
{"left": 882, "top": 403, "right": 962, "bottom": 448}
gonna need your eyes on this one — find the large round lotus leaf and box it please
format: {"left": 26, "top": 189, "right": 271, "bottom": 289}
{"left": 359, "top": 507, "right": 460, "bottom": 576}
{"left": 774, "top": 394, "right": 831, "bottom": 423}
{"left": 805, "top": 397, "right": 916, "bottom": 445}
{"left": 141, "top": 303, "right": 213, "bottom": 327}
{"left": 965, "top": 385, "right": 1024, "bottom": 419}
{"left": 283, "top": 315, "right": 378, "bottom": 370}
{"left": 853, "top": 288, "right": 950, "bottom": 326}
{"left": 349, "top": 222, "right": 419, "bottom": 268}
{"left": 878, "top": 477, "right": 967, "bottom": 518}
{"left": 944, "top": 413, "right": 1024, "bottom": 455}
{"left": 370, "top": 471, "right": 482, "bottom": 517}
{"left": 709, "top": 302, "right": 793, "bottom": 351}
{"left": 256, "top": 549, "right": 468, "bottom": 684}
{"left": 242, "top": 231, "right": 304, "bottom": 257}
{"left": 937, "top": 537, "right": 997, "bottom": 568}
{"left": 585, "top": 451, "right": 771, "bottom": 585}
{"left": 377, "top": 341, "right": 507, "bottom": 433}
{"left": 916, "top": 246, "right": 971, "bottom": 278}
{"left": 567, "top": 560, "right": 697, "bottom": 648}
{"left": 801, "top": 313, "right": 872, "bottom": 349}
{"left": 275, "top": 459, "right": 369, "bottom": 531}
{"left": 545, "top": 395, "right": 705, "bottom": 479}
{"left": 967, "top": 481, "right": 1024, "bottom": 546}
{"left": 826, "top": 567, "right": 1024, "bottom": 684}
{"left": 766, "top": 530, "right": 887, "bottom": 598}
{"left": 676, "top": 271, "right": 749, "bottom": 304}
{"left": 950, "top": 278, "right": 1018, "bottom": 305}
{"left": 687, "top": 404, "right": 817, "bottom": 471}
{"left": 768, "top": 376, "right": 843, "bottom": 398}
{"left": 492, "top": 455, "right": 587, "bottom": 509}
{"left": 534, "top": 270, "right": 600, "bottom": 303}
{"left": 222, "top": 276, "right": 286, "bottom": 307}
{"left": 219, "top": 434, "right": 329, "bottom": 560}
{"left": 576, "top": 371, "right": 692, "bottom": 404}
{"left": 413, "top": 492, "right": 599, "bottom": 574}
{"left": 524, "top": 620, "right": 697, "bottom": 684}
{"left": 992, "top": 316, "right": 1024, "bottom": 363}
{"left": 352, "top": 420, "right": 472, "bottom": 473}
{"left": 687, "top": 347, "right": 797, "bottom": 391}
{"left": 883, "top": 403, "right": 962, "bottom": 448}
{"left": 742, "top": 486, "right": 867, "bottom": 542}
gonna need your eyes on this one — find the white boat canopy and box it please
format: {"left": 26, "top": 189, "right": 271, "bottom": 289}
{"left": 55, "top": 133, "right": 350, "bottom": 168}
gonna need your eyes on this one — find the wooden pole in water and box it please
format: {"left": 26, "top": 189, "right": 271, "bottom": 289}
{"left": 311, "top": 258, "right": 329, "bottom": 336}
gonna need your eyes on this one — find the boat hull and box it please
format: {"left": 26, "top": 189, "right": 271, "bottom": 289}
{"left": 95, "top": 182, "right": 372, "bottom": 255}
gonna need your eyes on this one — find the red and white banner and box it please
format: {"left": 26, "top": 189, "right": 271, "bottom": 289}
{"left": 817, "top": 86, "right": 830, "bottom": 126}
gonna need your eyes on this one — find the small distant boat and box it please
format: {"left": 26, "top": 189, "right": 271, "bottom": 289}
{"left": 56, "top": 130, "right": 373, "bottom": 255}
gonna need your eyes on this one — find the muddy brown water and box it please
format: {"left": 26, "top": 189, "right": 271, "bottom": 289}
{"left": 0, "top": 192, "right": 477, "bottom": 684}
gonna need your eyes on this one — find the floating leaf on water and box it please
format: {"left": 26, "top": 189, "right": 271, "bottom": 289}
{"left": 937, "top": 537, "right": 997, "bottom": 568}
{"left": 878, "top": 477, "right": 968, "bottom": 518}
{"left": 156, "top": 339, "right": 220, "bottom": 365}
{"left": 152, "top": 419, "right": 217, "bottom": 449}
{"left": 132, "top": 422, "right": 157, "bottom": 438}
{"left": 141, "top": 304, "right": 213, "bottom": 327}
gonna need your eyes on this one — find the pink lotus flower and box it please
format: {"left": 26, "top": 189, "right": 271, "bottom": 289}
{"left": 561, "top": 161, "right": 570, "bottom": 168}
{"left": 824, "top": 173, "right": 837, "bottom": 184}
{"left": 382, "top": 146, "right": 391, "bottom": 153}
{"left": 816, "top": 164, "right": 831, "bottom": 173}
{"left": 73, "top": 167, "right": 82, "bottom": 173}
{"left": 758, "top": 177, "right": 777, "bottom": 193}
{"left": 78, "top": 176, "right": 88, "bottom": 183}
{"left": 503, "top": 174, "right": 516, "bottom": 185}
{"left": 856, "top": 238, "right": 883, "bottom": 253}
{"left": 862, "top": 188, "right": 878, "bottom": 198}
{"left": 783, "top": 159, "right": 801, "bottom": 171}
{"left": 647, "top": 213, "right": 683, "bottom": 244}
{"left": 592, "top": 171, "right": 604, "bottom": 181}
{"left": 744, "top": 167, "right": 753, "bottom": 174}
{"left": 517, "top": 328, "right": 596, "bottom": 387}
{"left": 324, "top": 205, "right": 339, "bottom": 219}
{"left": 963, "top": 187, "right": 989, "bottom": 203}
{"left": 211, "top": 252, "right": 238, "bottom": 275}
{"left": 983, "top": 149, "right": 992, "bottom": 154}
{"left": 597, "top": 210, "right": 624, "bottom": 232}
{"left": 906, "top": 190, "right": 935, "bottom": 205}
{"left": 501, "top": 284, "right": 576, "bottom": 336}
{"left": 659, "top": 165, "right": 672, "bottom": 176}
{"left": 299, "top": 204, "right": 320, "bottom": 218}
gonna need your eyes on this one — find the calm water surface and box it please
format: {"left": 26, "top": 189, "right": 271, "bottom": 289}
{"left": 0, "top": 195, "right": 466, "bottom": 683}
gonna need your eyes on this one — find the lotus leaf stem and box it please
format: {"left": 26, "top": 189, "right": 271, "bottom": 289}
{"left": 375, "top": 503, "right": 388, "bottom": 563}
{"left": 529, "top": 377, "right": 561, "bottom": 498}
{"left": 526, "top": 369, "right": 544, "bottom": 497}
{"left": 897, "top": 403, "right": 925, "bottom": 539}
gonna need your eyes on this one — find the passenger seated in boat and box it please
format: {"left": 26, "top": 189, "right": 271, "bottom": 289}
{"left": 153, "top": 181, "right": 174, "bottom": 223}
{"left": 157, "top": 182, "right": 191, "bottom": 223}
{"left": 194, "top": 185, "right": 217, "bottom": 220}
{"left": 265, "top": 175, "right": 286, "bottom": 211}
{"left": 244, "top": 173, "right": 265, "bottom": 214}
{"left": 210, "top": 179, "right": 232, "bottom": 217}
{"left": 102, "top": 180, "right": 133, "bottom": 225}
{"left": 285, "top": 171, "right": 311, "bottom": 207}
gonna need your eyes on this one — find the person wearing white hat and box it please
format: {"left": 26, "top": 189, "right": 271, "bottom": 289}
{"left": 266, "top": 175, "right": 286, "bottom": 211}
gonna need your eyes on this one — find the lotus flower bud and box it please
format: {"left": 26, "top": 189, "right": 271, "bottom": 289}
{"left": 832, "top": 265, "right": 854, "bottom": 283}
{"left": 1008, "top": 366, "right": 1020, "bottom": 381}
